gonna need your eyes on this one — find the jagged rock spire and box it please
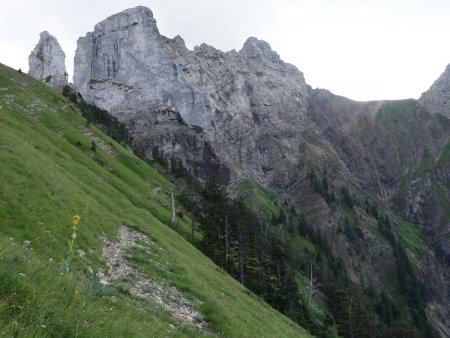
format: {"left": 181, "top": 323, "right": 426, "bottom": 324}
{"left": 28, "top": 31, "right": 68, "bottom": 91}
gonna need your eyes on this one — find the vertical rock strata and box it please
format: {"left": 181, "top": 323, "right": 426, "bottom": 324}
{"left": 28, "top": 31, "right": 68, "bottom": 91}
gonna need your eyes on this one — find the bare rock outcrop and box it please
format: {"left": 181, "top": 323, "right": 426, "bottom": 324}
{"left": 28, "top": 31, "right": 68, "bottom": 91}
{"left": 420, "top": 64, "right": 450, "bottom": 118}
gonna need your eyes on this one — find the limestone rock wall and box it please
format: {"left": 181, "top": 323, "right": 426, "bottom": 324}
{"left": 73, "top": 6, "right": 309, "bottom": 186}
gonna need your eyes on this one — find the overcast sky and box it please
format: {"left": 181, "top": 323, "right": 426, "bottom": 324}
{"left": 1, "top": 0, "right": 449, "bottom": 101}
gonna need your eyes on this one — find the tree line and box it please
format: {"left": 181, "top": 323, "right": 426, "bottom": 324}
{"left": 62, "top": 85, "right": 131, "bottom": 145}
{"left": 186, "top": 178, "right": 326, "bottom": 333}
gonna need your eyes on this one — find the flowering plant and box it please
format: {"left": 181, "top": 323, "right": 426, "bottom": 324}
{"left": 65, "top": 214, "right": 81, "bottom": 273}
{"left": 68, "top": 215, "right": 80, "bottom": 253}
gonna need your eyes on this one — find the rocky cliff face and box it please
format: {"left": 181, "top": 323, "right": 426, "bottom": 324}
{"left": 73, "top": 6, "right": 450, "bottom": 336}
{"left": 74, "top": 6, "right": 309, "bottom": 185}
{"left": 28, "top": 31, "right": 67, "bottom": 91}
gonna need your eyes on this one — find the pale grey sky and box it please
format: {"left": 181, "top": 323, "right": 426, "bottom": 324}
{"left": 1, "top": 0, "right": 450, "bottom": 101}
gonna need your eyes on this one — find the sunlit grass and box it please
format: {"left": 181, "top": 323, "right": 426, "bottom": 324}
{"left": 0, "top": 63, "right": 310, "bottom": 337}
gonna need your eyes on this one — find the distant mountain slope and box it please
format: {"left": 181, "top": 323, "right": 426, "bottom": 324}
{"left": 304, "top": 90, "right": 450, "bottom": 337}
{"left": 0, "top": 63, "right": 310, "bottom": 337}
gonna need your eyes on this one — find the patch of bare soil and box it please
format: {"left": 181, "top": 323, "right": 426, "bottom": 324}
{"left": 98, "top": 226, "right": 207, "bottom": 330}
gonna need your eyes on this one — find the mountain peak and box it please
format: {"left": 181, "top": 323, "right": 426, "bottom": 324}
{"left": 94, "top": 6, "right": 157, "bottom": 35}
{"left": 39, "top": 30, "right": 52, "bottom": 39}
{"left": 419, "top": 63, "right": 450, "bottom": 117}
{"left": 240, "top": 37, "right": 281, "bottom": 62}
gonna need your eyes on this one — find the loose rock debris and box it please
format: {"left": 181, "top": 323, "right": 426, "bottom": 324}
{"left": 98, "top": 226, "right": 207, "bottom": 330}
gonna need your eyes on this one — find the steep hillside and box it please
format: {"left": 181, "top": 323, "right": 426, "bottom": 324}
{"left": 0, "top": 63, "right": 311, "bottom": 337}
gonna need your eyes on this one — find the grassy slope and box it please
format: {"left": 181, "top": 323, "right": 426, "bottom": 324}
{"left": 0, "top": 64, "right": 310, "bottom": 337}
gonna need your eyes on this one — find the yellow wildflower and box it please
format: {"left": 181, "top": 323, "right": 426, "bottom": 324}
{"left": 68, "top": 215, "right": 81, "bottom": 255}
